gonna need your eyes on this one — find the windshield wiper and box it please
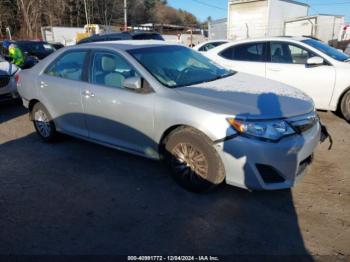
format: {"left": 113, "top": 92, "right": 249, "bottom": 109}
{"left": 202, "top": 71, "right": 236, "bottom": 83}
{"left": 173, "top": 71, "right": 236, "bottom": 88}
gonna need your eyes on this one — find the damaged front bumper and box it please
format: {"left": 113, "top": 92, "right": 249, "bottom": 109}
{"left": 319, "top": 120, "right": 333, "bottom": 150}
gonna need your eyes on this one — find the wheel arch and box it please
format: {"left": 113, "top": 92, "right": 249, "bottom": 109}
{"left": 28, "top": 99, "right": 40, "bottom": 120}
{"left": 336, "top": 86, "right": 350, "bottom": 112}
{"left": 158, "top": 124, "right": 215, "bottom": 158}
{"left": 158, "top": 125, "right": 187, "bottom": 158}
{"left": 28, "top": 99, "right": 40, "bottom": 112}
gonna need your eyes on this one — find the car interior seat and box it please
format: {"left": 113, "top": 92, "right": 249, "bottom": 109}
{"left": 272, "top": 48, "right": 285, "bottom": 62}
{"left": 100, "top": 55, "right": 125, "bottom": 88}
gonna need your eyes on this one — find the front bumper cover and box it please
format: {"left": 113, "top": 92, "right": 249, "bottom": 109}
{"left": 216, "top": 120, "right": 321, "bottom": 190}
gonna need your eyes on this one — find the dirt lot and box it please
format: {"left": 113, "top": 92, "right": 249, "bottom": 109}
{"left": 0, "top": 100, "right": 349, "bottom": 258}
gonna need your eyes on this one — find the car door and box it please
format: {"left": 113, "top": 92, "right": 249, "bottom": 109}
{"left": 214, "top": 42, "right": 267, "bottom": 77}
{"left": 83, "top": 50, "right": 157, "bottom": 157}
{"left": 266, "top": 41, "right": 336, "bottom": 110}
{"left": 39, "top": 50, "right": 90, "bottom": 136}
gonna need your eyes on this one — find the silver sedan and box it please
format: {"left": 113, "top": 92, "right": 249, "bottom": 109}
{"left": 17, "top": 41, "right": 321, "bottom": 192}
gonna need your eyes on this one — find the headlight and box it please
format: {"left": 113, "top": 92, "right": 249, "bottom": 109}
{"left": 227, "top": 118, "right": 296, "bottom": 142}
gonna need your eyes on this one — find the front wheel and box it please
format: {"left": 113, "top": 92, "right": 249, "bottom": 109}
{"left": 164, "top": 127, "right": 226, "bottom": 193}
{"left": 31, "top": 102, "right": 57, "bottom": 142}
{"left": 341, "top": 90, "right": 350, "bottom": 122}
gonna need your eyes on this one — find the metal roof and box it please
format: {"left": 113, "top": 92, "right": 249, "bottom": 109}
{"left": 229, "top": 0, "right": 309, "bottom": 7}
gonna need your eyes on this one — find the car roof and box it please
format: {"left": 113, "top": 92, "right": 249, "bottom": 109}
{"left": 209, "top": 36, "right": 311, "bottom": 52}
{"left": 15, "top": 40, "right": 48, "bottom": 44}
{"left": 90, "top": 31, "right": 161, "bottom": 38}
{"left": 78, "top": 31, "right": 163, "bottom": 44}
{"left": 95, "top": 32, "right": 128, "bottom": 37}
{"left": 230, "top": 36, "right": 309, "bottom": 44}
{"left": 129, "top": 31, "right": 161, "bottom": 36}
{"left": 76, "top": 40, "right": 176, "bottom": 51}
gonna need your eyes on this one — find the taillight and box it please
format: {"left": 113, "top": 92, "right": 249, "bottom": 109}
{"left": 15, "top": 74, "right": 20, "bottom": 84}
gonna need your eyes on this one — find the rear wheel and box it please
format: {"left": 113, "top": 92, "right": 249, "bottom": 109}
{"left": 31, "top": 102, "right": 57, "bottom": 142}
{"left": 164, "top": 127, "right": 225, "bottom": 193}
{"left": 341, "top": 90, "right": 350, "bottom": 122}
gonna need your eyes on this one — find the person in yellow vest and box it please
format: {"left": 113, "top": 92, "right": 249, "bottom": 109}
{"left": 9, "top": 44, "right": 25, "bottom": 67}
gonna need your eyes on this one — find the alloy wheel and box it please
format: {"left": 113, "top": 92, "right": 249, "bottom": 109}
{"left": 171, "top": 143, "right": 208, "bottom": 179}
{"left": 34, "top": 110, "right": 51, "bottom": 138}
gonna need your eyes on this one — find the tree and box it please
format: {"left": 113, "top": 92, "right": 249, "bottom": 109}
{"left": 0, "top": 0, "right": 200, "bottom": 39}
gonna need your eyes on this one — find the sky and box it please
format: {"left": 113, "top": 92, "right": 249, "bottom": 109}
{"left": 167, "top": 0, "right": 350, "bottom": 23}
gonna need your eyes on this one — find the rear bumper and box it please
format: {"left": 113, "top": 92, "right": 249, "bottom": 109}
{"left": 217, "top": 122, "right": 321, "bottom": 190}
{"left": 21, "top": 97, "right": 29, "bottom": 108}
{"left": 0, "top": 77, "right": 18, "bottom": 99}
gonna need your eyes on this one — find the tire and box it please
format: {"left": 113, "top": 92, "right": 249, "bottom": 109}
{"left": 340, "top": 90, "right": 350, "bottom": 122}
{"left": 31, "top": 102, "right": 57, "bottom": 142}
{"left": 164, "top": 127, "right": 226, "bottom": 193}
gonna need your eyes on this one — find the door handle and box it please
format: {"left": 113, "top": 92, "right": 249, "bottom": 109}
{"left": 82, "top": 90, "right": 95, "bottom": 98}
{"left": 268, "top": 68, "right": 281, "bottom": 72}
{"left": 40, "top": 81, "right": 48, "bottom": 88}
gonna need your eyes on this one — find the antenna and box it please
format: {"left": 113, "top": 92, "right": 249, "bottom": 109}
{"left": 84, "top": 0, "right": 90, "bottom": 27}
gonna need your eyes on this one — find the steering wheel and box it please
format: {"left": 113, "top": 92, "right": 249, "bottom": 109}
{"left": 175, "top": 67, "right": 191, "bottom": 83}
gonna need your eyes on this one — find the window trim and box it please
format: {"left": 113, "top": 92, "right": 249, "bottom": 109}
{"left": 218, "top": 41, "right": 268, "bottom": 62}
{"left": 43, "top": 49, "right": 91, "bottom": 82}
{"left": 267, "top": 41, "right": 332, "bottom": 66}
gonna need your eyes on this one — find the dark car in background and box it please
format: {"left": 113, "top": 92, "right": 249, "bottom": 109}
{"left": 50, "top": 42, "right": 65, "bottom": 50}
{"left": 15, "top": 40, "right": 56, "bottom": 60}
{"left": 77, "top": 31, "right": 164, "bottom": 44}
{"left": 0, "top": 40, "right": 57, "bottom": 69}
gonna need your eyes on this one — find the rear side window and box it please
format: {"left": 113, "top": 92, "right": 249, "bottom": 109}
{"left": 220, "top": 42, "right": 266, "bottom": 62}
{"left": 198, "top": 42, "right": 227, "bottom": 52}
{"left": 45, "top": 51, "right": 87, "bottom": 81}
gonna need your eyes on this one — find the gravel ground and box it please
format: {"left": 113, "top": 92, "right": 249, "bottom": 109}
{"left": 0, "top": 101, "right": 349, "bottom": 258}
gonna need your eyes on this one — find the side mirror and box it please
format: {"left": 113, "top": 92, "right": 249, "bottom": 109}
{"left": 307, "top": 56, "right": 324, "bottom": 66}
{"left": 123, "top": 76, "right": 142, "bottom": 90}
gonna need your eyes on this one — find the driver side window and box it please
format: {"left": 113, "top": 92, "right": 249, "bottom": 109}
{"left": 91, "top": 51, "right": 139, "bottom": 89}
{"left": 45, "top": 51, "right": 87, "bottom": 81}
{"left": 270, "top": 42, "right": 314, "bottom": 64}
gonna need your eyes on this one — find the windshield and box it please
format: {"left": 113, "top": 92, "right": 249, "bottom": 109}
{"left": 302, "top": 39, "right": 350, "bottom": 62}
{"left": 128, "top": 45, "right": 234, "bottom": 88}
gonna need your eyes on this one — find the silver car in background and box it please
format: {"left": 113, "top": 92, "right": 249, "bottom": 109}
{"left": 17, "top": 41, "right": 321, "bottom": 192}
{"left": 0, "top": 57, "right": 20, "bottom": 101}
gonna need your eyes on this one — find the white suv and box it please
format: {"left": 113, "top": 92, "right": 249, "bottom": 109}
{"left": 205, "top": 37, "right": 350, "bottom": 122}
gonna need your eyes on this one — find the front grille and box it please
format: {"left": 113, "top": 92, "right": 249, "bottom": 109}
{"left": 288, "top": 112, "right": 318, "bottom": 134}
{"left": 256, "top": 164, "right": 286, "bottom": 183}
{"left": 0, "top": 75, "right": 10, "bottom": 88}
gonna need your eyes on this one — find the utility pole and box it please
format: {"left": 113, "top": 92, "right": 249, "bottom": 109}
{"left": 124, "top": 0, "right": 128, "bottom": 31}
{"left": 84, "top": 0, "right": 89, "bottom": 26}
{"left": 6, "top": 27, "right": 12, "bottom": 40}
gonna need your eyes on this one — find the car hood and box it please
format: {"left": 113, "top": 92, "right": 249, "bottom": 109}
{"left": 175, "top": 72, "right": 314, "bottom": 120}
{"left": 0, "top": 61, "right": 19, "bottom": 75}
